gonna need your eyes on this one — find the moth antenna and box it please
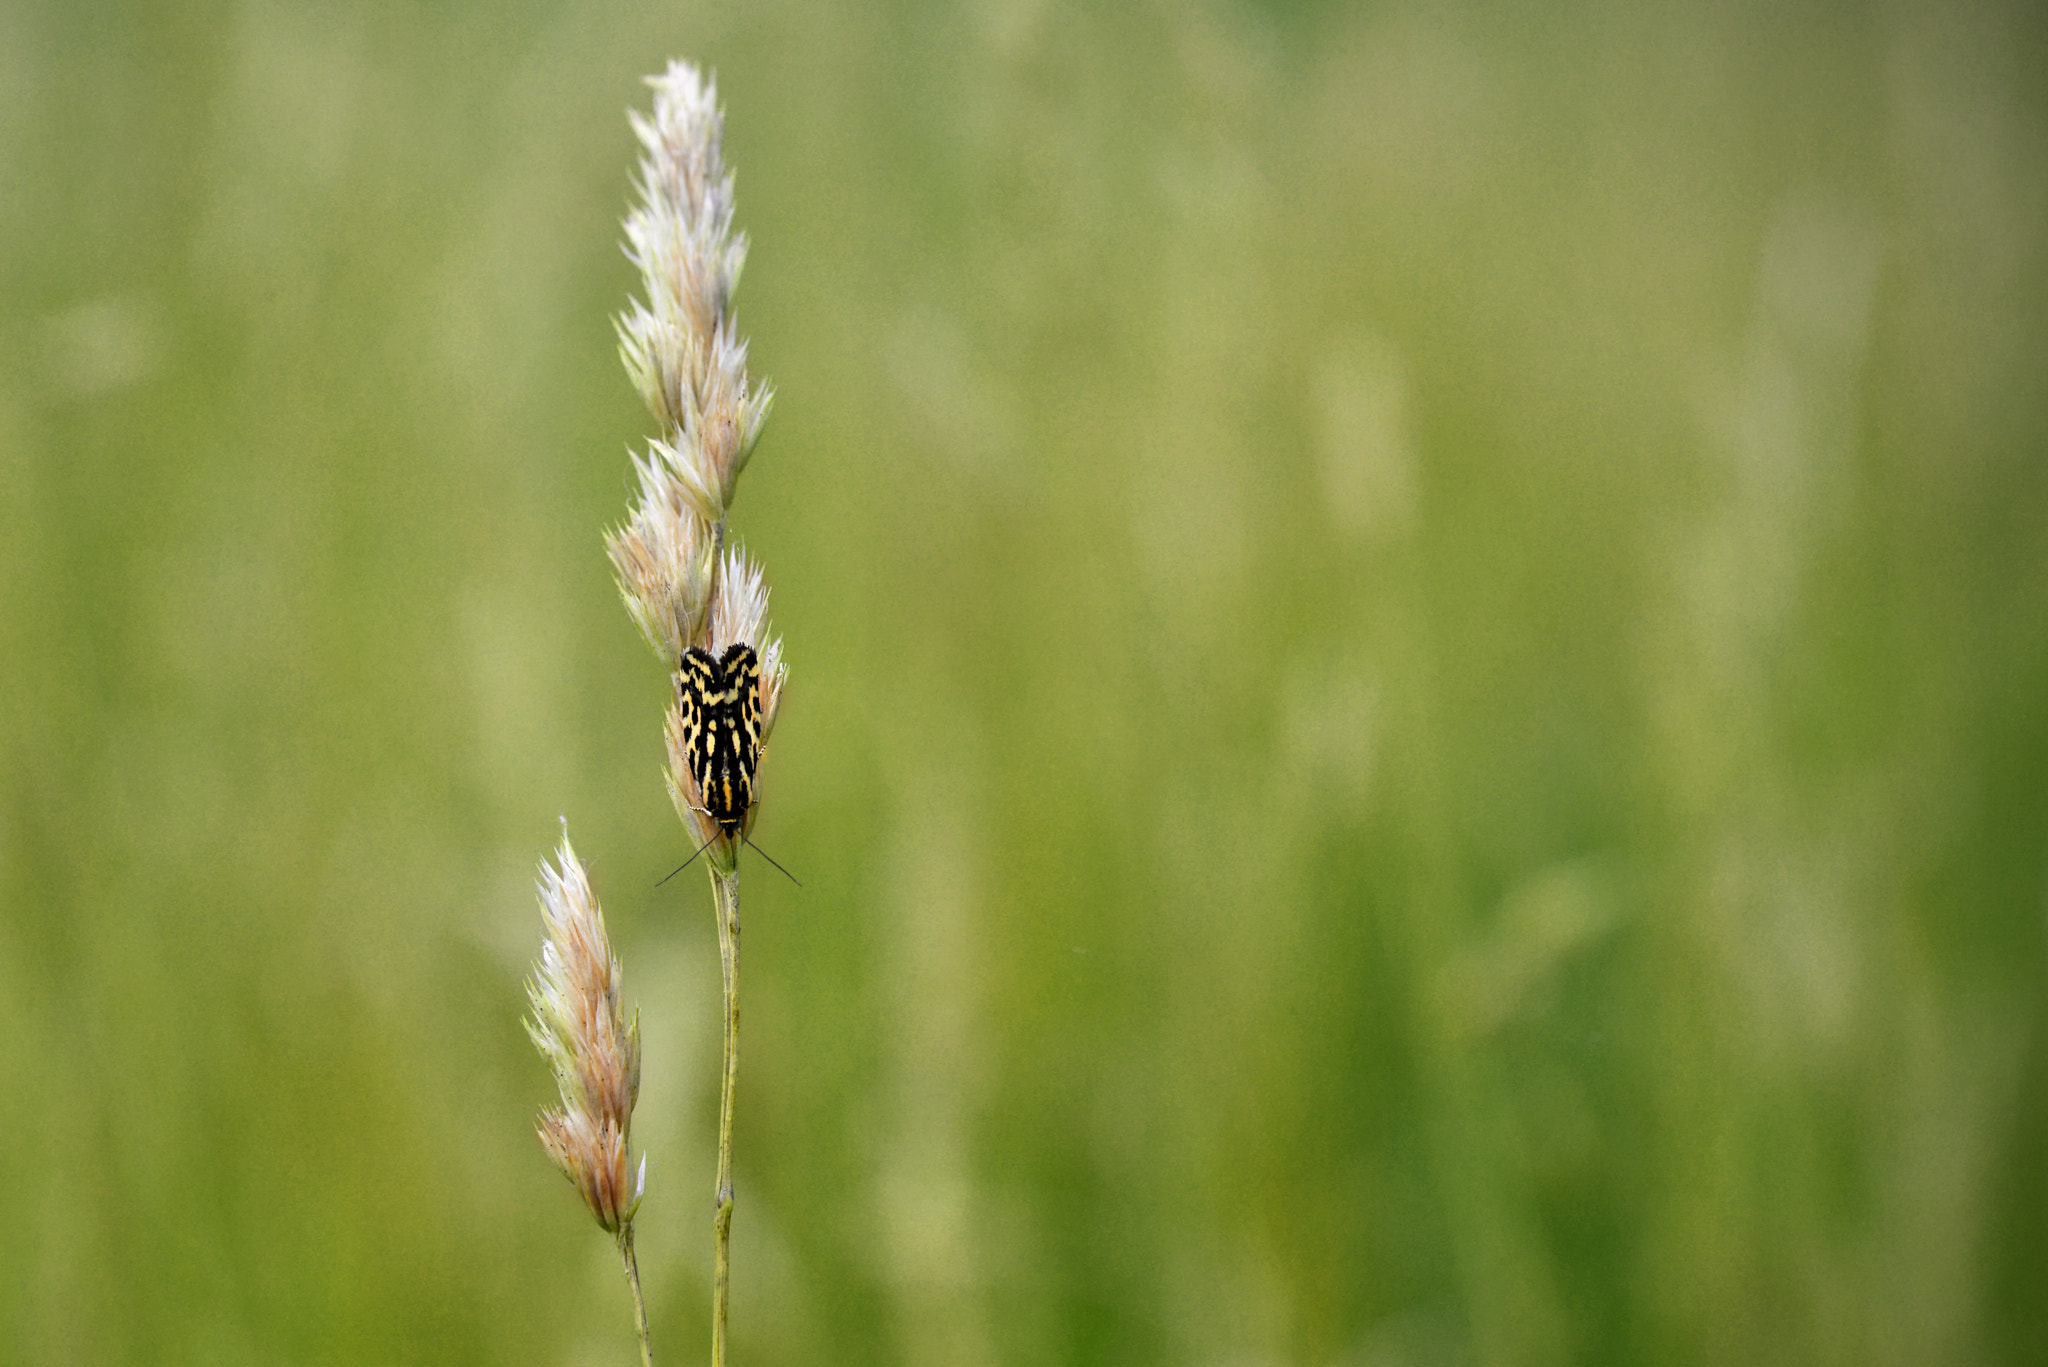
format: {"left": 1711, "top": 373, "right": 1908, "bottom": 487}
{"left": 657, "top": 830, "right": 721, "bottom": 886}
{"left": 746, "top": 838, "right": 802, "bottom": 887}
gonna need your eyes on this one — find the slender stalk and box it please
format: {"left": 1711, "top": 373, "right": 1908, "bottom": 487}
{"left": 607, "top": 63, "right": 785, "bottom": 1367}
{"left": 711, "top": 864, "right": 741, "bottom": 1367}
{"left": 618, "top": 1226, "right": 655, "bottom": 1367}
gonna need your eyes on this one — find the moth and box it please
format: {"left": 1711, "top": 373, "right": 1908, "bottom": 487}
{"left": 679, "top": 642, "right": 763, "bottom": 838}
{"left": 665, "top": 643, "right": 798, "bottom": 885}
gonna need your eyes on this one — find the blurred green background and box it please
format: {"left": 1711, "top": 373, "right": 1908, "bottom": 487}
{"left": 4, "top": 0, "right": 2045, "bottom": 1363}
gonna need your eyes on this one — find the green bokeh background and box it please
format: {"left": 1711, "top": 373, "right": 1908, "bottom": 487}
{"left": 4, "top": 1, "right": 2045, "bottom": 1363}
